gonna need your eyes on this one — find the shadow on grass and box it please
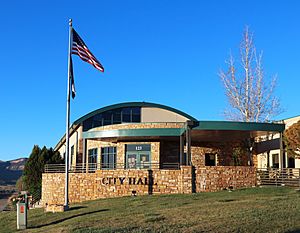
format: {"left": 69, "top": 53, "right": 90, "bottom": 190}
{"left": 68, "top": 206, "right": 87, "bottom": 211}
{"left": 285, "top": 230, "right": 300, "bottom": 233}
{"left": 30, "top": 208, "right": 109, "bottom": 229}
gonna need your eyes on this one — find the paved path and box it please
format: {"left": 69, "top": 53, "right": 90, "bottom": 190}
{"left": 0, "top": 194, "right": 10, "bottom": 211}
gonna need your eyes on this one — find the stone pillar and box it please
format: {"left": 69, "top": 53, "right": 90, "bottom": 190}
{"left": 82, "top": 139, "right": 86, "bottom": 171}
{"left": 85, "top": 139, "right": 89, "bottom": 173}
{"left": 180, "top": 134, "right": 184, "bottom": 165}
{"left": 180, "top": 165, "right": 193, "bottom": 194}
{"left": 185, "top": 127, "right": 191, "bottom": 166}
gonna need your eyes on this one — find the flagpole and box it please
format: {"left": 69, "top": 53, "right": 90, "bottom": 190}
{"left": 64, "top": 18, "right": 73, "bottom": 210}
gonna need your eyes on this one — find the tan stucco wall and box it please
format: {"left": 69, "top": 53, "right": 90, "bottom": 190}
{"left": 141, "top": 107, "right": 188, "bottom": 123}
{"left": 58, "top": 126, "right": 83, "bottom": 167}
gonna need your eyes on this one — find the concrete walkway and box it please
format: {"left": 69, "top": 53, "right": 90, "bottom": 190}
{"left": 0, "top": 194, "right": 10, "bottom": 211}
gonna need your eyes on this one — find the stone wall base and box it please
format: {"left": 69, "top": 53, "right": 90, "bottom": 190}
{"left": 45, "top": 204, "right": 65, "bottom": 213}
{"left": 42, "top": 166, "right": 256, "bottom": 212}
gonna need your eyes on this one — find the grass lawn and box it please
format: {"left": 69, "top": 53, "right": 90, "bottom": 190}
{"left": 0, "top": 186, "right": 299, "bottom": 233}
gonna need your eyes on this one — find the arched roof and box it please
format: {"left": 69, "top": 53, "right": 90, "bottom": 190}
{"left": 73, "top": 101, "right": 197, "bottom": 125}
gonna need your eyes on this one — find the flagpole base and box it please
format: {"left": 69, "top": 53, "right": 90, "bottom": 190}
{"left": 63, "top": 205, "right": 69, "bottom": 211}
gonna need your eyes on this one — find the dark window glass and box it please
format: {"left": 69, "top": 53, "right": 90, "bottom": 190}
{"left": 113, "top": 109, "right": 122, "bottom": 124}
{"left": 70, "top": 146, "right": 74, "bottom": 166}
{"left": 82, "top": 107, "right": 141, "bottom": 131}
{"left": 101, "top": 147, "right": 116, "bottom": 169}
{"left": 272, "top": 154, "right": 279, "bottom": 168}
{"left": 83, "top": 118, "right": 93, "bottom": 131}
{"left": 103, "top": 111, "right": 112, "bottom": 126}
{"left": 93, "top": 113, "right": 103, "bottom": 128}
{"left": 88, "top": 148, "right": 98, "bottom": 171}
{"left": 205, "top": 153, "right": 216, "bottom": 166}
{"left": 122, "top": 108, "right": 131, "bottom": 122}
{"left": 131, "top": 107, "right": 140, "bottom": 114}
{"left": 131, "top": 107, "right": 141, "bottom": 122}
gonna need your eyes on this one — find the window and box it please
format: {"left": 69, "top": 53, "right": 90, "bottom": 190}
{"left": 272, "top": 153, "right": 279, "bottom": 168}
{"left": 82, "top": 107, "right": 141, "bottom": 131}
{"left": 88, "top": 148, "right": 98, "bottom": 171}
{"left": 131, "top": 107, "right": 141, "bottom": 122}
{"left": 126, "top": 144, "right": 151, "bottom": 169}
{"left": 205, "top": 153, "right": 216, "bottom": 166}
{"left": 70, "top": 145, "right": 74, "bottom": 167}
{"left": 101, "top": 147, "right": 116, "bottom": 169}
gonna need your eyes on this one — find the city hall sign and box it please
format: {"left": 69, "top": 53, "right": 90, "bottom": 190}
{"left": 101, "top": 177, "right": 155, "bottom": 186}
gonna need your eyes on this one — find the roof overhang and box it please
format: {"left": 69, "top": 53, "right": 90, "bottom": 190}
{"left": 190, "top": 121, "right": 285, "bottom": 142}
{"left": 82, "top": 121, "right": 285, "bottom": 143}
{"left": 83, "top": 128, "right": 184, "bottom": 139}
{"left": 195, "top": 121, "right": 285, "bottom": 132}
{"left": 74, "top": 102, "right": 197, "bottom": 125}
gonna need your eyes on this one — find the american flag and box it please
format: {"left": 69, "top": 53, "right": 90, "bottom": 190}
{"left": 71, "top": 28, "right": 104, "bottom": 72}
{"left": 69, "top": 57, "right": 76, "bottom": 99}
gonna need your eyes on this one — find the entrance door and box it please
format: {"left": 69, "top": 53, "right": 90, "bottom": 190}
{"left": 139, "top": 152, "right": 150, "bottom": 169}
{"left": 127, "top": 153, "right": 137, "bottom": 169}
{"left": 125, "top": 144, "right": 151, "bottom": 169}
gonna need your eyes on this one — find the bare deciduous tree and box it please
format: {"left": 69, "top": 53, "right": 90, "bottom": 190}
{"left": 219, "top": 27, "right": 281, "bottom": 122}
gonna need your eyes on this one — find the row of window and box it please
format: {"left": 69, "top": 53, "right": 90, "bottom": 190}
{"left": 83, "top": 107, "right": 141, "bottom": 131}
{"left": 88, "top": 145, "right": 151, "bottom": 170}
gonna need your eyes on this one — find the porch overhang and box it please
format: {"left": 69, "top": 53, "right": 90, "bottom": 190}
{"left": 83, "top": 128, "right": 184, "bottom": 139}
{"left": 190, "top": 121, "right": 285, "bottom": 142}
{"left": 82, "top": 121, "right": 285, "bottom": 143}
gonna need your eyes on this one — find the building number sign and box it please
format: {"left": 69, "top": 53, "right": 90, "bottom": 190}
{"left": 135, "top": 146, "right": 143, "bottom": 151}
{"left": 127, "top": 144, "right": 151, "bottom": 152}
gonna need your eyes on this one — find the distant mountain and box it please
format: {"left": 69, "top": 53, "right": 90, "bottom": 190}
{"left": 0, "top": 158, "right": 27, "bottom": 185}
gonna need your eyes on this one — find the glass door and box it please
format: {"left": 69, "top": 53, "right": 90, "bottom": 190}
{"left": 125, "top": 144, "right": 151, "bottom": 169}
{"left": 139, "top": 152, "right": 150, "bottom": 169}
{"left": 127, "top": 153, "right": 137, "bottom": 169}
{"left": 126, "top": 152, "right": 151, "bottom": 169}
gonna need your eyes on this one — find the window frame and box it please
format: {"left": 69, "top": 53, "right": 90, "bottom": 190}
{"left": 101, "top": 147, "right": 117, "bottom": 170}
{"left": 88, "top": 148, "right": 98, "bottom": 171}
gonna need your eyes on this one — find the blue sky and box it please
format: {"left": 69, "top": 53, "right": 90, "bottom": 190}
{"left": 0, "top": 0, "right": 299, "bottom": 161}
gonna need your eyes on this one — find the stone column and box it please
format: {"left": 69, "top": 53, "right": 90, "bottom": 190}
{"left": 82, "top": 139, "right": 86, "bottom": 172}
{"left": 180, "top": 165, "right": 193, "bottom": 194}
{"left": 180, "top": 134, "right": 184, "bottom": 165}
{"left": 185, "top": 127, "right": 191, "bottom": 166}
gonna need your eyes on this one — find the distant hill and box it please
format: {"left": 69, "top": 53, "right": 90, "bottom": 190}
{"left": 0, "top": 158, "right": 27, "bottom": 185}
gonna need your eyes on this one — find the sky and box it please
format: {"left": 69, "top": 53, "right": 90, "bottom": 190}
{"left": 0, "top": 0, "right": 299, "bottom": 161}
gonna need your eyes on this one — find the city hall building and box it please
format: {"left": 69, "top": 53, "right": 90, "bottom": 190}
{"left": 42, "top": 102, "right": 285, "bottom": 209}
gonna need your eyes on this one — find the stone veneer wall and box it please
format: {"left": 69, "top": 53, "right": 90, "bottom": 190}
{"left": 89, "top": 122, "right": 185, "bottom": 131}
{"left": 42, "top": 165, "right": 256, "bottom": 209}
{"left": 42, "top": 166, "right": 192, "bottom": 206}
{"left": 191, "top": 144, "right": 255, "bottom": 167}
{"left": 195, "top": 166, "right": 256, "bottom": 192}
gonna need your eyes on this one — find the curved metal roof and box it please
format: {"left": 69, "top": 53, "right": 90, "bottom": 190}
{"left": 73, "top": 101, "right": 198, "bottom": 125}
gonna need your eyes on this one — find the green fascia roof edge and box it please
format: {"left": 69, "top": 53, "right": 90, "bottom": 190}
{"left": 194, "top": 121, "right": 285, "bottom": 132}
{"left": 82, "top": 121, "right": 285, "bottom": 139}
{"left": 73, "top": 102, "right": 197, "bottom": 125}
{"left": 83, "top": 128, "right": 184, "bottom": 139}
